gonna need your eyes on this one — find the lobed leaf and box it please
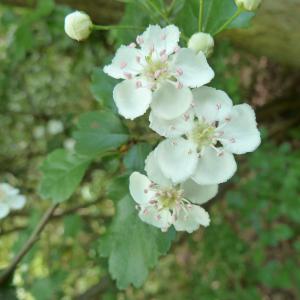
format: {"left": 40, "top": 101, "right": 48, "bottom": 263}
{"left": 38, "top": 149, "right": 90, "bottom": 203}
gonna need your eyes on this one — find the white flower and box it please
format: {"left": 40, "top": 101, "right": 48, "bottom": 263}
{"left": 188, "top": 32, "right": 214, "bottom": 57}
{"left": 235, "top": 0, "right": 261, "bottom": 11}
{"left": 64, "top": 138, "right": 76, "bottom": 151}
{"left": 129, "top": 153, "right": 218, "bottom": 232}
{"left": 47, "top": 120, "right": 64, "bottom": 135}
{"left": 150, "top": 87, "right": 261, "bottom": 185}
{"left": 33, "top": 125, "right": 45, "bottom": 139}
{"left": 0, "top": 183, "right": 26, "bottom": 219}
{"left": 104, "top": 24, "right": 214, "bottom": 120}
{"left": 64, "top": 11, "right": 93, "bottom": 41}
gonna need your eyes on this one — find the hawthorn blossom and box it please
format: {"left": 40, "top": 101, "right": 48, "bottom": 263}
{"left": 104, "top": 24, "right": 214, "bottom": 120}
{"left": 129, "top": 153, "right": 218, "bottom": 232}
{"left": 0, "top": 183, "right": 26, "bottom": 219}
{"left": 149, "top": 87, "right": 261, "bottom": 185}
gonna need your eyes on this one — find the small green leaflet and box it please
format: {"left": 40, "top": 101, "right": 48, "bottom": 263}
{"left": 38, "top": 149, "right": 90, "bottom": 203}
{"left": 73, "top": 111, "right": 129, "bottom": 156}
{"left": 99, "top": 196, "right": 176, "bottom": 289}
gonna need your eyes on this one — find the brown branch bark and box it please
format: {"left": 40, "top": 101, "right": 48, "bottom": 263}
{"left": 75, "top": 276, "right": 112, "bottom": 300}
{"left": 0, "top": 203, "right": 59, "bottom": 286}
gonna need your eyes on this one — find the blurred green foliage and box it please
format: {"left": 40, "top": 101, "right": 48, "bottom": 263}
{"left": 0, "top": 0, "right": 299, "bottom": 299}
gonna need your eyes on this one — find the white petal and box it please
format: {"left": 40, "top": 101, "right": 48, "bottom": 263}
{"left": 144, "top": 151, "right": 172, "bottom": 187}
{"left": 129, "top": 172, "right": 156, "bottom": 206}
{"left": 182, "top": 179, "right": 218, "bottom": 205}
{"left": 9, "top": 195, "right": 26, "bottom": 210}
{"left": 151, "top": 82, "right": 192, "bottom": 120}
{"left": 0, "top": 183, "right": 18, "bottom": 196}
{"left": 0, "top": 203, "right": 10, "bottom": 219}
{"left": 103, "top": 46, "right": 144, "bottom": 79}
{"left": 155, "top": 138, "right": 198, "bottom": 184}
{"left": 113, "top": 79, "right": 152, "bottom": 119}
{"left": 220, "top": 104, "right": 261, "bottom": 154}
{"left": 139, "top": 205, "right": 172, "bottom": 231}
{"left": 149, "top": 109, "right": 194, "bottom": 138}
{"left": 193, "top": 86, "right": 233, "bottom": 123}
{"left": 138, "top": 25, "right": 180, "bottom": 57}
{"left": 171, "top": 48, "right": 214, "bottom": 88}
{"left": 174, "top": 205, "right": 210, "bottom": 233}
{"left": 192, "top": 147, "right": 237, "bottom": 184}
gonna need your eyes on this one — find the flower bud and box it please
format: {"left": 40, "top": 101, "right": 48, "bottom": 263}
{"left": 235, "top": 0, "right": 261, "bottom": 11}
{"left": 188, "top": 32, "right": 214, "bottom": 57}
{"left": 64, "top": 11, "right": 93, "bottom": 41}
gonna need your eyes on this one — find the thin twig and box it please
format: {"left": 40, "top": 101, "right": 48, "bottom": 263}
{"left": 0, "top": 203, "right": 59, "bottom": 286}
{"left": 213, "top": 7, "right": 243, "bottom": 35}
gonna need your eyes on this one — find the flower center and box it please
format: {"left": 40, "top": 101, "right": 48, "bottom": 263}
{"left": 191, "top": 122, "right": 216, "bottom": 149}
{"left": 143, "top": 56, "right": 169, "bottom": 83}
{"left": 158, "top": 187, "right": 184, "bottom": 209}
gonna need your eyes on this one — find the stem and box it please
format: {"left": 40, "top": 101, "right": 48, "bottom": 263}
{"left": 198, "top": 0, "right": 204, "bottom": 32}
{"left": 0, "top": 203, "right": 59, "bottom": 286}
{"left": 213, "top": 7, "right": 243, "bottom": 35}
{"left": 92, "top": 24, "right": 143, "bottom": 31}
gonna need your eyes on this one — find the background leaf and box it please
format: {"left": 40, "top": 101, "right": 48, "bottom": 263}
{"left": 175, "top": 0, "right": 254, "bottom": 36}
{"left": 38, "top": 149, "right": 90, "bottom": 203}
{"left": 123, "top": 143, "right": 152, "bottom": 172}
{"left": 90, "top": 68, "right": 118, "bottom": 112}
{"left": 73, "top": 111, "right": 129, "bottom": 156}
{"left": 99, "top": 195, "right": 176, "bottom": 289}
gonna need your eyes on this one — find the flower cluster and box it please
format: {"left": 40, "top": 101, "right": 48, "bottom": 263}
{"left": 104, "top": 25, "right": 261, "bottom": 233}
{"left": 0, "top": 183, "right": 26, "bottom": 219}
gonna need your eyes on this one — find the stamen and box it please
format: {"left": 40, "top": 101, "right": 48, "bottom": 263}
{"left": 123, "top": 72, "right": 132, "bottom": 80}
{"left": 129, "top": 42, "right": 136, "bottom": 48}
{"left": 176, "top": 81, "right": 183, "bottom": 89}
{"left": 184, "top": 113, "right": 190, "bottom": 121}
{"left": 120, "top": 61, "right": 127, "bottom": 69}
{"left": 161, "top": 33, "right": 167, "bottom": 40}
{"left": 174, "top": 46, "right": 180, "bottom": 53}
{"left": 176, "top": 68, "right": 183, "bottom": 76}
{"left": 136, "top": 36, "right": 144, "bottom": 45}
{"left": 136, "top": 81, "right": 142, "bottom": 88}
{"left": 160, "top": 49, "right": 166, "bottom": 57}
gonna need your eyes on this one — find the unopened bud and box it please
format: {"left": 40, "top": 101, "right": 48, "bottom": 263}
{"left": 64, "top": 11, "right": 93, "bottom": 41}
{"left": 188, "top": 32, "right": 214, "bottom": 57}
{"left": 235, "top": 0, "right": 261, "bottom": 11}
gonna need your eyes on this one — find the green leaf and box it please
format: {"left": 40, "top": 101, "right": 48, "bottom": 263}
{"left": 90, "top": 68, "right": 117, "bottom": 111}
{"left": 73, "top": 111, "right": 129, "bottom": 156}
{"left": 107, "top": 174, "right": 129, "bottom": 201}
{"left": 123, "top": 143, "right": 152, "bottom": 172}
{"left": 38, "top": 149, "right": 90, "bottom": 203}
{"left": 175, "top": 0, "right": 254, "bottom": 37}
{"left": 99, "top": 196, "right": 175, "bottom": 289}
{"left": 203, "top": 0, "right": 254, "bottom": 33}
